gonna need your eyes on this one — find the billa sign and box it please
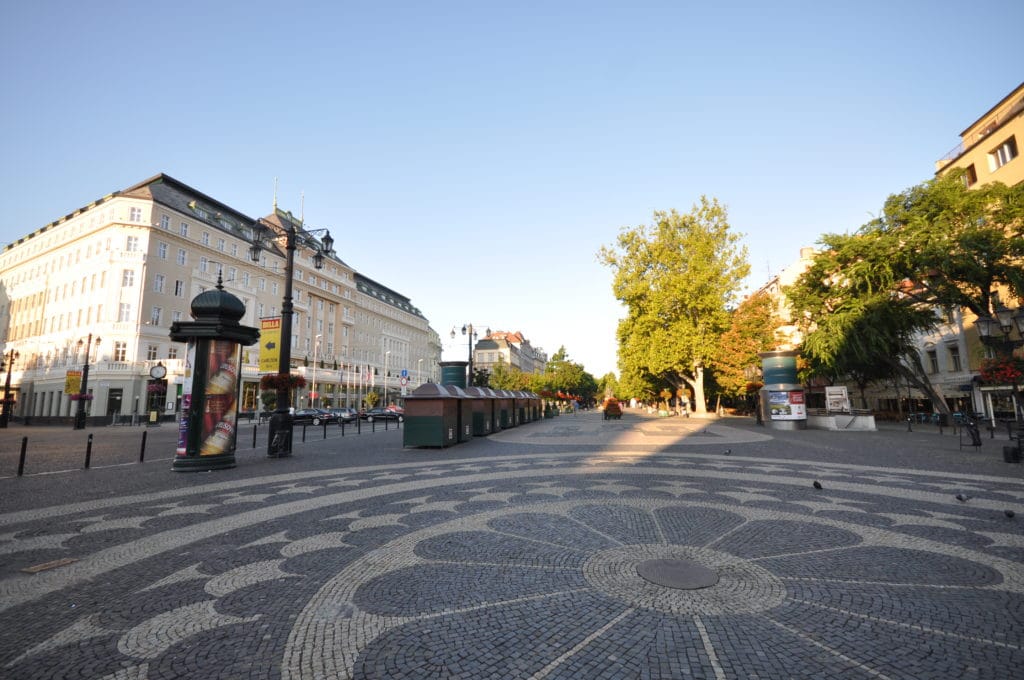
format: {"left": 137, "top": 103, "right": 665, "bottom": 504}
{"left": 259, "top": 317, "right": 281, "bottom": 372}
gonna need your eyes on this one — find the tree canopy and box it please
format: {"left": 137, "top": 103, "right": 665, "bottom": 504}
{"left": 599, "top": 197, "right": 749, "bottom": 413}
{"left": 712, "top": 291, "right": 779, "bottom": 399}
{"left": 786, "top": 171, "right": 1024, "bottom": 415}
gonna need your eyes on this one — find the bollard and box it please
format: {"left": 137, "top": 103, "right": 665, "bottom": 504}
{"left": 139, "top": 430, "right": 147, "bottom": 462}
{"left": 323, "top": 421, "right": 328, "bottom": 439}
{"left": 17, "top": 437, "right": 28, "bottom": 476}
{"left": 340, "top": 421, "right": 345, "bottom": 437}
{"left": 84, "top": 433, "right": 93, "bottom": 469}
{"left": 253, "top": 424, "right": 258, "bottom": 448}
{"left": 302, "top": 425, "right": 307, "bottom": 442}
{"left": 907, "top": 416, "right": 912, "bottom": 432}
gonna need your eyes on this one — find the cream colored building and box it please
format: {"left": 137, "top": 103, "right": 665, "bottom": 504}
{"left": 929, "top": 81, "right": 1024, "bottom": 420}
{"left": 473, "top": 330, "right": 547, "bottom": 376}
{"left": 0, "top": 174, "right": 441, "bottom": 423}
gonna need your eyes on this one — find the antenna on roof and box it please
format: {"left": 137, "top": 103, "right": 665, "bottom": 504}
{"left": 300, "top": 191, "right": 305, "bottom": 225}
{"left": 273, "top": 177, "right": 278, "bottom": 210}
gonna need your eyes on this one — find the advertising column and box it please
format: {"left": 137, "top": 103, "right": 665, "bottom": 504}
{"left": 170, "top": 281, "right": 259, "bottom": 472}
{"left": 759, "top": 350, "right": 807, "bottom": 431}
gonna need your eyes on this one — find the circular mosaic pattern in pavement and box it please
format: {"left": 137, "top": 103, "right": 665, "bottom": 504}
{"left": 1, "top": 417, "right": 1023, "bottom": 679}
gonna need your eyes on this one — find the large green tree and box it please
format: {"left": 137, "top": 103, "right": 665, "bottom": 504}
{"left": 787, "top": 171, "right": 1024, "bottom": 416}
{"left": 544, "top": 346, "right": 598, "bottom": 403}
{"left": 600, "top": 197, "right": 749, "bottom": 414}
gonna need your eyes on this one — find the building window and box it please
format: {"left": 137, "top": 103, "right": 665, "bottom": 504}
{"left": 258, "top": 278, "right": 266, "bottom": 291}
{"left": 199, "top": 257, "right": 208, "bottom": 273}
{"left": 154, "top": 274, "right": 166, "bottom": 293}
{"left": 242, "top": 272, "right": 250, "bottom": 286}
{"left": 960, "top": 164, "right": 977, "bottom": 187}
{"left": 174, "top": 280, "right": 185, "bottom": 297}
{"left": 227, "top": 266, "right": 237, "bottom": 281}
{"left": 948, "top": 345, "right": 962, "bottom": 372}
{"left": 176, "top": 249, "right": 187, "bottom": 266}
{"left": 180, "top": 222, "right": 189, "bottom": 237}
{"left": 217, "top": 238, "right": 225, "bottom": 252}
{"left": 230, "top": 244, "right": 238, "bottom": 257}
{"left": 168, "top": 347, "right": 178, "bottom": 359}
{"left": 146, "top": 344, "right": 159, "bottom": 360}
{"left": 119, "top": 303, "right": 132, "bottom": 322}
{"left": 151, "top": 306, "right": 162, "bottom": 325}
{"left": 989, "top": 136, "right": 1018, "bottom": 170}
{"left": 126, "top": 236, "right": 139, "bottom": 252}
{"left": 122, "top": 269, "right": 135, "bottom": 286}
{"left": 113, "top": 341, "right": 127, "bottom": 362}
{"left": 160, "top": 215, "right": 171, "bottom": 230}
{"left": 157, "top": 242, "right": 168, "bottom": 259}
{"left": 202, "top": 232, "right": 210, "bottom": 246}
{"left": 172, "top": 310, "right": 183, "bottom": 322}
{"left": 926, "top": 349, "right": 939, "bottom": 374}
{"left": 130, "top": 207, "right": 142, "bottom": 222}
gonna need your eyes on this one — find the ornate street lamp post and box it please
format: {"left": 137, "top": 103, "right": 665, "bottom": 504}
{"left": 249, "top": 218, "right": 333, "bottom": 457}
{"left": 73, "top": 334, "right": 101, "bottom": 430}
{"left": 450, "top": 324, "right": 490, "bottom": 387}
{"left": 1, "top": 349, "right": 19, "bottom": 428}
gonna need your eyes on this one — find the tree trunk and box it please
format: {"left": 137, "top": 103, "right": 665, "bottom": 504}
{"left": 688, "top": 366, "right": 708, "bottom": 414}
{"left": 895, "top": 359, "right": 952, "bottom": 418}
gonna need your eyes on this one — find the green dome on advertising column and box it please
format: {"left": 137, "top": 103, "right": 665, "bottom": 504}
{"left": 190, "top": 276, "right": 246, "bottom": 322}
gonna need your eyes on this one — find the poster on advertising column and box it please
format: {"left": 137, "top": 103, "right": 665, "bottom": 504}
{"left": 768, "top": 390, "right": 806, "bottom": 420}
{"left": 198, "top": 340, "right": 240, "bottom": 457}
{"left": 176, "top": 340, "right": 196, "bottom": 456}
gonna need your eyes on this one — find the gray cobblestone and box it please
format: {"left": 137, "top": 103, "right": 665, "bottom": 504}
{"left": 1, "top": 414, "right": 1023, "bottom": 678}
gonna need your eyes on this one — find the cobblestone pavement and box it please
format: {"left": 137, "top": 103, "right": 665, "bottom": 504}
{"left": 1, "top": 411, "right": 1023, "bottom": 679}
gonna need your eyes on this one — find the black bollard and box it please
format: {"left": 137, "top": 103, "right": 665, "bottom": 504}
{"left": 84, "top": 433, "right": 93, "bottom": 469}
{"left": 17, "top": 437, "right": 28, "bottom": 476}
{"left": 907, "top": 416, "right": 912, "bottom": 432}
{"left": 139, "top": 430, "right": 147, "bottom": 462}
{"left": 323, "top": 421, "right": 328, "bottom": 439}
{"left": 302, "top": 425, "right": 307, "bottom": 442}
{"left": 253, "top": 425, "right": 258, "bottom": 448}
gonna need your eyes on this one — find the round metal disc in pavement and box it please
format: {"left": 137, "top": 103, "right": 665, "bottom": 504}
{"left": 636, "top": 558, "right": 719, "bottom": 590}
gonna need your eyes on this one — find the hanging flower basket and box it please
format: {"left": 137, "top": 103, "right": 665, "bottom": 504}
{"left": 979, "top": 357, "right": 1024, "bottom": 385}
{"left": 260, "top": 373, "right": 307, "bottom": 391}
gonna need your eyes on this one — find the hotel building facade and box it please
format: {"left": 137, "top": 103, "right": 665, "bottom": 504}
{"left": 0, "top": 174, "right": 442, "bottom": 424}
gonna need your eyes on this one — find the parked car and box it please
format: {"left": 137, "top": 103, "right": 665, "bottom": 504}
{"left": 362, "top": 407, "right": 404, "bottom": 422}
{"left": 292, "top": 408, "right": 334, "bottom": 425}
{"left": 327, "top": 407, "right": 359, "bottom": 424}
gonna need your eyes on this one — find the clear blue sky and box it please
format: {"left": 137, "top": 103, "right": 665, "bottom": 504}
{"left": 2, "top": 1, "right": 1022, "bottom": 379}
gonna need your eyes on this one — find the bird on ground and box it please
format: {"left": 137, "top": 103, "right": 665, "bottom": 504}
{"left": 1006, "top": 509, "right": 1016, "bottom": 518}
{"left": 955, "top": 493, "right": 970, "bottom": 502}
{"left": 812, "top": 481, "right": 823, "bottom": 490}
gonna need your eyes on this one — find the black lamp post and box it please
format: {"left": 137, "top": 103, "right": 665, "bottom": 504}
{"left": 1, "top": 349, "right": 19, "bottom": 428}
{"left": 249, "top": 218, "right": 334, "bottom": 457}
{"left": 451, "top": 324, "right": 490, "bottom": 387}
{"left": 974, "top": 304, "right": 1024, "bottom": 352}
{"left": 73, "top": 334, "right": 101, "bottom": 430}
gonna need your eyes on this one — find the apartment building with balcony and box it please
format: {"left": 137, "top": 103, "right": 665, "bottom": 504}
{"left": 0, "top": 173, "right": 441, "bottom": 424}
{"left": 928, "top": 82, "right": 1024, "bottom": 420}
